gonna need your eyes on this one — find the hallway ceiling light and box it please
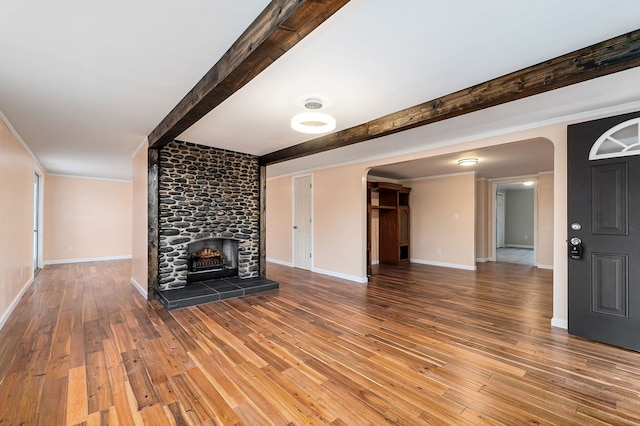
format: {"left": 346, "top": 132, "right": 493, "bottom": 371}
{"left": 523, "top": 181, "right": 534, "bottom": 186}
{"left": 457, "top": 158, "right": 478, "bottom": 166}
{"left": 291, "top": 98, "right": 336, "bottom": 134}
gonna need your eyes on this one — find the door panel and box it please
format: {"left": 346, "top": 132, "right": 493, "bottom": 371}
{"left": 293, "top": 175, "right": 312, "bottom": 270}
{"left": 568, "top": 110, "right": 640, "bottom": 352}
{"left": 591, "top": 253, "right": 628, "bottom": 318}
{"left": 592, "top": 163, "right": 627, "bottom": 235}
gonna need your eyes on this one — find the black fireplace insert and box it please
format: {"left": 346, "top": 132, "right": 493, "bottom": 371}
{"left": 186, "top": 237, "right": 239, "bottom": 283}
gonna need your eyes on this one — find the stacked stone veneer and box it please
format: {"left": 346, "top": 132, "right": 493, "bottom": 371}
{"left": 158, "top": 141, "right": 260, "bottom": 291}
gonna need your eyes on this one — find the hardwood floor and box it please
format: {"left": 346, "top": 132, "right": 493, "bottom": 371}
{"left": 1, "top": 260, "right": 640, "bottom": 425}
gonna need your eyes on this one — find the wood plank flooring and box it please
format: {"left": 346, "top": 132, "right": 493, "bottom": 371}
{"left": 1, "top": 260, "right": 640, "bottom": 425}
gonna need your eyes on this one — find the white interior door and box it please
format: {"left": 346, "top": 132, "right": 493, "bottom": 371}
{"left": 293, "top": 175, "right": 312, "bottom": 270}
{"left": 33, "top": 173, "right": 40, "bottom": 272}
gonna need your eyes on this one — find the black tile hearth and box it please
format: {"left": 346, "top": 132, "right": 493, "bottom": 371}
{"left": 157, "top": 277, "right": 278, "bottom": 310}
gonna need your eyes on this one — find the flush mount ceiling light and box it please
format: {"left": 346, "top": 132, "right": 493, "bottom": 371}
{"left": 457, "top": 158, "right": 478, "bottom": 166}
{"left": 522, "top": 181, "right": 535, "bottom": 186}
{"left": 291, "top": 98, "right": 336, "bottom": 134}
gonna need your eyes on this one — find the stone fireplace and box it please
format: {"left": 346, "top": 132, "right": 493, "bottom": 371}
{"left": 156, "top": 141, "right": 261, "bottom": 292}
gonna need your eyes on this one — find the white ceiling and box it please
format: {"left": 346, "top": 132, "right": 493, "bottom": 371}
{"left": 2, "top": 1, "right": 640, "bottom": 181}
{"left": 369, "top": 138, "right": 554, "bottom": 181}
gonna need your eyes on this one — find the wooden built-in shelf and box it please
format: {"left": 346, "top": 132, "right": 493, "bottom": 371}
{"left": 367, "top": 181, "right": 411, "bottom": 275}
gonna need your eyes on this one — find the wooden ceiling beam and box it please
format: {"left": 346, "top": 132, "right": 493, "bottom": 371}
{"left": 148, "top": 0, "right": 350, "bottom": 149}
{"left": 259, "top": 29, "right": 640, "bottom": 166}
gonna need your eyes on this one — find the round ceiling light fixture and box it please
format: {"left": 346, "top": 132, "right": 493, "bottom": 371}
{"left": 291, "top": 98, "right": 336, "bottom": 134}
{"left": 457, "top": 158, "right": 478, "bottom": 166}
{"left": 304, "top": 98, "right": 323, "bottom": 110}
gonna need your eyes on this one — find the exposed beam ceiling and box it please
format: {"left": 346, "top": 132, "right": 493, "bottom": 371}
{"left": 259, "top": 29, "right": 640, "bottom": 166}
{"left": 148, "top": 0, "right": 349, "bottom": 149}
{"left": 4, "top": 1, "right": 640, "bottom": 181}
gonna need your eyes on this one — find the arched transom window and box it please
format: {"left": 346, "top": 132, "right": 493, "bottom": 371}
{"left": 589, "top": 117, "right": 640, "bottom": 160}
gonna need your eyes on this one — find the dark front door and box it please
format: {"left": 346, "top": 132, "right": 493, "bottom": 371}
{"left": 568, "top": 110, "right": 640, "bottom": 351}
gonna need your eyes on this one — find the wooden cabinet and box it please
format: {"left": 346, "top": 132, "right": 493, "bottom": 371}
{"left": 367, "top": 182, "right": 411, "bottom": 272}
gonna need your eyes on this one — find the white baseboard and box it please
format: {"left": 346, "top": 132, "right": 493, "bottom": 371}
{"left": 537, "top": 264, "right": 553, "bottom": 270}
{"left": 551, "top": 317, "right": 568, "bottom": 329}
{"left": 411, "top": 258, "right": 477, "bottom": 271}
{"left": 475, "top": 257, "right": 489, "bottom": 263}
{"left": 266, "top": 258, "right": 367, "bottom": 283}
{"left": 44, "top": 255, "right": 132, "bottom": 265}
{"left": 311, "top": 267, "right": 368, "bottom": 284}
{"left": 371, "top": 260, "right": 380, "bottom": 265}
{"left": 266, "top": 257, "right": 294, "bottom": 267}
{"left": 130, "top": 277, "right": 148, "bottom": 298}
{"left": 504, "top": 244, "right": 534, "bottom": 249}
{"left": 0, "top": 276, "right": 34, "bottom": 331}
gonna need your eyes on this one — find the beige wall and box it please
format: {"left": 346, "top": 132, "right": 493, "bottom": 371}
{"left": 536, "top": 172, "right": 554, "bottom": 268}
{"left": 266, "top": 165, "right": 368, "bottom": 282}
{"left": 44, "top": 175, "right": 132, "bottom": 263}
{"left": 313, "top": 166, "right": 368, "bottom": 281}
{"left": 131, "top": 142, "right": 148, "bottom": 295}
{"left": 475, "top": 179, "right": 489, "bottom": 261}
{"left": 405, "top": 173, "right": 476, "bottom": 269}
{"left": 0, "top": 115, "right": 42, "bottom": 327}
{"left": 265, "top": 175, "right": 293, "bottom": 265}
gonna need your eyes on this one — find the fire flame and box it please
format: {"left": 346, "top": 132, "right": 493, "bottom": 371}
{"left": 194, "top": 248, "right": 223, "bottom": 262}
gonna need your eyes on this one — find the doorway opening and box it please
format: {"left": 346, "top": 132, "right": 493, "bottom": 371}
{"left": 493, "top": 179, "right": 536, "bottom": 266}
{"left": 367, "top": 138, "right": 554, "bottom": 277}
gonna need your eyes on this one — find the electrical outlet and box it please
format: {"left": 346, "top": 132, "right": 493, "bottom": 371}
{"left": 524, "top": 235, "right": 529, "bottom": 240}
{"left": 436, "top": 248, "right": 442, "bottom": 255}
{"left": 68, "top": 246, "right": 74, "bottom": 253}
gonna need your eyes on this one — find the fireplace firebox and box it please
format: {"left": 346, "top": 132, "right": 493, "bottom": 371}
{"left": 187, "top": 237, "right": 239, "bottom": 283}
